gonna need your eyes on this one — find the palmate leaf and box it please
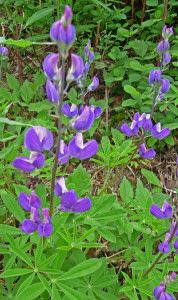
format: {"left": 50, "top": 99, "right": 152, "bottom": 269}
{"left": 38, "top": 273, "right": 52, "bottom": 296}
{"left": 56, "top": 282, "right": 94, "bottom": 300}
{"left": 16, "top": 282, "right": 45, "bottom": 300}
{"left": 0, "top": 225, "right": 21, "bottom": 235}
{"left": 0, "top": 268, "right": 33, "bottom": 278}
{"left": 16, "top": 273, "right": 35, "bottom": 298}
{"left": 9, "top": 246, "right": 34, "bottom": 268}
{"left": 2, "top": 194, "right": 25, "bottom": 223}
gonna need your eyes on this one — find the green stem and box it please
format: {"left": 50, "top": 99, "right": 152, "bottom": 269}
{"left": 57, "top": 0, "right": 59, "bottom": 19}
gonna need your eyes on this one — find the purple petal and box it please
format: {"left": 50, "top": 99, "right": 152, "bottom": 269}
{"left": 62, "top": 103, "right": 71, "bottom": 117}
{"left": 43, "top": 223, "right": 53, "bottom": 238}
{"left": 72, "top": 198, "right": 92, "bottom": 212}
{"left": 151, "top": 123, "right": 161, "bottom": 138}
{"left": 60, "top": 190, "right": 78, "bottom": 210}
{"left": 133, "top": 112, "right": 140, "bottom": 122}
{"left": 73, "top": 106, "right": 94, "bottom": 131}
{"left": 13, "top": 157, "right": 35, "bottom": 172}
{"left": 157, "top": 128, "right": 170, "bottom": 140}
{"left": 174, "top": 240, "right": 178, "bottom": 250}
{"left": 58, "top": 140, "right": 69, "bottom": 165}
{"left": 143, "top": 148, "right": 156, "bottom": 159}
{"left": 162, "top": 201, "right": 172, "bottom": 218}
{"left": 131, "top": 120, "right": 139, "bottom": 135}
{"left": 50, "top": 20, "right": 62, "bottom": 43}
{"left": 35, "top": 210, "right": 41, "bottom": 225}
{"left": 68, "top": 133, "right": 83, "bottom": 157}
{"left": 55, "top": 177, "right": 68, "bottom": 197}
{"left": 94, "top": 107, "right": 102, "bottom": 119}
{"left": 18, "top": 193, "right": 31, "bottom": 211}
{"left": 30, "top": 153, "right": 45, "bottom": 169}
{"left": 67, "top": 54, "right": 84, "bottom": 81}
{"left": 43, "top": 53, "right": 59, "bottom": 79}
{"left": 89, "top": 51, "right": 94, "bottom": 61}
{"left": 30, "top": 191, "right": 41, "bottom": 210}
{"left": 164, "top": 52, "right": 171, "bottom": 64}
{"left": 70, "top": 104, "right": 78, "bottom": 117}
{"left": 161, "top": 79, "right": 170, "bottom": 93}
{"left": 64, "top": 5, "right": 72, "bottom": 24}
{"left": 143, "top": 117, "right": 153, "bottom": 131}
{"left": 158, "top": 242, "right": 170, "bottom": 253}
{"left": 121, "top": 123, "right": 133, "bottom": 136}
{"left": 38, "top": 224, "right": 44, "bottom": 237}
{"left": 65, "top": 24, "right": 76, "bottom": 45}
{"left": 139, "top": 144, "right": 146, "bottom": 157}
{"left": 21, "top": 220, "right": 37, "bottom": 234}
{"left": 153, "top": 286, "right": 165, "bottom": 299}
{"left": 78, "top": 140, "right": 98, "bottom": 160}
{"left": 24, "top": 128, "right": 42, "bottom": 152}
{"left": 87, "top": 77, "right": 99, "bottom": 91}
{"left": 46, "top": 79, "right": 59, "bottom": 103}
{"left": 169, "top": 222, "right": 178, "bottom": 237}
{"left": 150, "top": 204, "right": 165, "bottom": 219}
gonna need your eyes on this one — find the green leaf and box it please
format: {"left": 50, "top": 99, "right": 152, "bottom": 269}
{"left": 92, "top": 0, "right": 111, "bottom": 11}
{"left": 0, "top": 268, "right": 33, "bottom": 278}
{"left": 2, "top": 194, "right": 25, "bottom": 223}
{"left": 141, "top": 169, "right": 160, "bottom": 186}
{"left": 130, "top": 61, "right": 143, "bottom": 71}
{"left": 119, "top": 176, "right": 133, "bottom": 204}
{"left": 57, "top": 259, "right": 102, "bottom": 280}
{"left": 0, "top": 117, "right": 32, "bottom": 127}
{"left": 56, "top": 282, "right": 93, "bottom": 300}
{"left": 147, "top": 0, "right": 158, "bottom": 6}
{"left": 111, "top": 128, "right": 124, "bottom": 145}
{"left": 76, "top": 227, "right": 96, "bottom": 243}
{"left": 122, "top": 271, "right": 134, "bottom": 286}
{"left": 9, "top": 246, "right": 34, "bottom": 268}
{"left": 67, "top": 164, "right": 91, "bottom": 197}
{"left": 25, "top": 7, "right": 55, "bottom": 28}
{"left": 124, "top": 85, "right": 140, "bottom": 95}
{"left": 38, "top": 273, "right": 52, "bottom": 296}
{"left": 20, "top": 80, "right": 34, "bottom": 103}
{"left": 6, "top": 73, "right": 20, "bottom": 90}
{"left": 131, "top": 40, "right": 147, "bottom": 58}
{"left": 52, "top": 284, "right": 61, "bottom": 299}
{"left": 16, "top": 273, "right": 35, "bottom": 297}
{"left": 35, "top": 238, "right": 43, "bottom": 267}
{"left": 16, "top": 282, "right": 45, "bottom": 300}
{"left": 0, "top": 225, "right": 21, "bottom": 235}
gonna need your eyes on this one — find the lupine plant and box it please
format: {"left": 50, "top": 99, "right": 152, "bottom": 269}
{"left": 0, "top": 5, "right": 177, "bottom": 300}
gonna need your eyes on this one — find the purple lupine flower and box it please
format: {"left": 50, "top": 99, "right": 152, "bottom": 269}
{"left": 84, "top": 39, "right": 91, "bottom": 58}
{"left": 89, "top": 51, "right": 94, "bottom": 61}
{"left": 59, "top": 24, "right": 76, "bottom": 51}
{"left": 169, "top": 222, "right": 178, "bottom": 237}
{"left": 43, "top": 53, "right": 60, "bottom": 81}
{"left": 55, "top": 177, "right": 68, "bottom": 197}
{"left": 24, "top": 126, "right": 53, "bottom": 152}
{"left": 84, "top": 62, "right": 89, "bottom": 73}
{"left": 62, "top": 103, "right": 78, "bottom": 117}
{"left": 162, "top": 25, "right": 173, "bottom": 39}
{"left": 46, "top": 79, "right": 59, "bottom": 103}
{"left": 13, "top": 153, "right": 45, "bottom": 172}
{"left": 150, "top": 200, "right": 172, "bottom": 219}
{"left": 50, "top": 20, "right": 62, "bottom": 43}
{"left": 171, "top": 272, "right": 176, "bottom": 281}
{"left": 157, "top": 40, "right": 169, "bottom": 53}
{"left": 121, "top": 120, "right": 139, "bottom": 136}
{"left": 0, "top": 47, "right": 8, "bottom": 55}
{"left": 134, "top": 112, "right": 146, "bottom": 127}
{"left": 161, "top": 79, "right": 170, "bottom": 93}
{"left": 21, "top": 207, "right": 41, "bottom": 234}
{"left": 72, "top": 105, "right": 95, "bottom": 131}
{"left": 139, "top": 144, "right": 156, "bottom": 159}
{"left": 58, "top": 189, "right": 91, "bottom": 213}
{"left": 87, "top": 77, "right": 99, "bottom": 91}
{"left": 149, "top": 70, "right": 162, "bottom": 84}
{"left": 18, "top": 191, "right": 41, "bottom": 211}
{"left": 158, "top": 233, "right": 170, "bottom": 253}
{"left": 151, "top": 123, "right": 170, "bottom": 140}
{"left": 158, "top": 94, "right": 165, "bottom": 101}
{"left": 153, "top": 282, "right": 174, "bottom": 300}
{"left": 94, "top": 107, "right": 102, "bottom": 119}
{"left": 38, "top": 208, "right": 53, "bottom": 238}
{"left": 79, "top": 105, "right": 84, "bottom": 115}
{"left": 164, "top": 52, "right": 171, "bottom": 65}
{"left": 61, "top": 5, "right": 72, "bottom": 26}
{"left": 58, "top": 140, "right": 69, "bottom": 165}
{"left": 66, "top": 54, "right": 84, "bottom": 81}
{"left": 68, "top": 132, "right": 98, "bottom": 160}
{"left": 143, "top": 114, "right": 153, "bottom": 131}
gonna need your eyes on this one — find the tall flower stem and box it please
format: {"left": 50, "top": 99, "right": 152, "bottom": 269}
{"left": 143, "top": 221, "right": 178, "bottom": 278}
{"left": 49, "top": 58, "right": 65, "bottom": 217}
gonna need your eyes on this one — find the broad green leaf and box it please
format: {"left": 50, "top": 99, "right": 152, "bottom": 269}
{"left": 67, "top": 164, "right": 91, "bottom": 197}
{"left": 16, "top": 282, "right": 45, "bottom": 300}
{"left": 25, "top": 7, "right": 55, "bottom": 28}
{"left": 141, "top": 169, "right": 160, "bottom": 186}
{"left": 111, "top": 128, "right": 124, "bottom": 145}
{"left": 9, "top": 246, "right": 34, "bottom": 268}
{"left": 20, "top": 80, "right": 34, "bottom": 103}
{"left": 57, "top": 259, "right": 102, "bottom": 280}
{"left": 0, "top": 225, "right": 21, "bottom": 235}
{"left": 130, "top": 61, "right": 143, "bottom": 71}
{"left": 16, "top": 273, "right": 35, "bottom": 297}
{"left": 124, "top": 85, "right": 140, "bottom": 95}
{"left": 6, "top": 73, "right": 20, "bottom": 90}
{"left": 147, "top": 0, "right": 158, "bottom": 6}
{"left": 0, "top": 268, "right": 33, "bottom": 278}
{"left": 119, "top": 176, "right": 133, "bottom": 204}
{"left": 2, "top": 194, "right": 25, "bottom": 223}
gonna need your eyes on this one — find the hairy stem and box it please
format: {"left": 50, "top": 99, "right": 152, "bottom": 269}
{"left": 49, "top": 58, "right": 65, "bottom": 217}
{"left": 143, "top": 221, "right": 178, "bottom": 278}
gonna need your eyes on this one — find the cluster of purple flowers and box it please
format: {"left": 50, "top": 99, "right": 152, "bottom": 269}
{"left": 153, "top": 272, "right": 176, "bottom": 300}
{"left": 0, "top": 46, "right": 8, "bottom": 55}
{"left": 121, "top": 25, "right": 172, "bottom": 160}
{"left": 150, "top": 201, "right": 178, "bottom": 254}
{"left": 12, "top": 5, "right": 102, "bottom": 238}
